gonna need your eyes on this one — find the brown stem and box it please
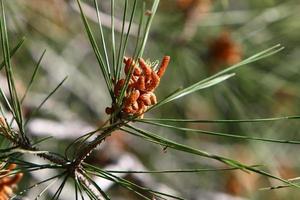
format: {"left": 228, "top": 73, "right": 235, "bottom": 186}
{"left": 37, "top": 152, "right": 67, "bottom": 165}
{"left": 20, "top": 145, "right": 67, "bottom": 165}
{"left": 75, "top": 169, "right": 105, "bottom": 200}
{"left": 73, "top": 125, "right": 119, "bottom": 167}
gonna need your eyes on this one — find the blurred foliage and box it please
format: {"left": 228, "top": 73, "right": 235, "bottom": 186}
{"left": 1, "top": 0, "right": 300, "bottom": 199}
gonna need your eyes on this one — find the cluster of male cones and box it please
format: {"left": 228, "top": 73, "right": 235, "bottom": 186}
{"left": 0, "top": 164, "right": 23, "bottom": 200}
{"left": 0, "top": 117, "right": 23, "bottom": 200}
{"left": 106, "top": 56, "right": 170, "bottom": 118}
{"left": 208, "top": 31, "right": 242, "bottom": 71}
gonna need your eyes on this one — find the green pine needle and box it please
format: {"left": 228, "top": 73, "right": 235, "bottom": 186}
{"left": 137, "top": 120, "right": 300, "bottom": 144}
{"left": 150, "top": 73, "right": 235, "bottom": 111}
{"left": 141, "top": 115, "right": 300, "bottom": 123}
{"left": 76, "top": 0, "right": 113, "bottom": 97}
{"left": 149, "top": 44, "right": 284, "bottom": 111}
{"left": 123, "top": 124, "right": 300, "bottom": 189}
{"left": 21, "top": 49, "right": 46, "bottom": 104}
{"left": 25, "top": 76, "right": 68, "bottom": 125}
{"left": 0, "top": 37, "right": 25, "bottom": 71}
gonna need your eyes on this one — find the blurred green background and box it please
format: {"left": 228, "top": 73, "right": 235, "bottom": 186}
{"left": 2, "top": 0, "right": 300, "bottom": 199}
